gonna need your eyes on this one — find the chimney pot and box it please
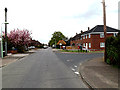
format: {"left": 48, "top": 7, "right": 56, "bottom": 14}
{"left": 88, "top": 27, "right": 90, "bottom": 30}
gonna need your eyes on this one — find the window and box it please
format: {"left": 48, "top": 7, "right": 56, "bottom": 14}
{"left": 89, "top": 43, "right": 91, "bottom": 48}
{"left": 83, "top": 35, "right": 85, "bottom": 39}
{"left": 100, "top": 33, "right": 104, "bottom": 38}
{"left": 88, "top": 34, "right": 91, "bottom": 38}
{"left": 83, "top": 43, "right": 85, "bottom": 47}
{"left": 100, "top": 42, "right": 105, "bottom": 48}
{"left": 81, "top": 37, "right": 82, "bottom": 40}
{"left": 113, "top": 33, "right": 117, "bottom": 37}
{"left": 86, "top": 35, "right": 87, "bottom": 39}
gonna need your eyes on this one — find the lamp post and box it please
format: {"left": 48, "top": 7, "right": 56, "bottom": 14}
{"left": 5, "top": 8, "right": 8, "bottom": 56}
{"left": 1, "top": 22, "right": 9, "bottom": 58}
{"left": 1, "top": 24, "right": 3, "bottom": 58}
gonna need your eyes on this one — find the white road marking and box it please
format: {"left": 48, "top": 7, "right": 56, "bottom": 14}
{"left": 74, "top": 72, "right": 79, "bottom": 75}
{"left": 74, "top": 65, "right": 77, "bottom": 68}
{"left": 67, "top": 60, "right": 70, "bottom": 61}
{"left": 71, "top": 68, "right": 75, "bottom": 71}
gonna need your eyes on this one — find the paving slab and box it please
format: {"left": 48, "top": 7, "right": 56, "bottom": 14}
{"left": 79, "top": 57, "right": 119, "bottom": 89}
{"left": 0, "top": 53, "right": 29, "bottom": 68}
{"left": 0, "top": 49, "right": 40, "bottom": 68}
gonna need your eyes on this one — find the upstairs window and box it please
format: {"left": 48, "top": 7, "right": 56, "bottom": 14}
{"left": 83, "top": 35, "right": 85, "bottom": 39}
{"left": 86, "top": 35, "right": 87, "bottom": 39}
{"left": 89, "top": 34, "right": 91, "bottom": 38}
{"left": 100, "top": 33, "right": 104, "bottom": 38}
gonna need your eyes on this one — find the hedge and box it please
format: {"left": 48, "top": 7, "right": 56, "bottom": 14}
{"left": 106, "top": 34, "right": 120, "bottom": 67}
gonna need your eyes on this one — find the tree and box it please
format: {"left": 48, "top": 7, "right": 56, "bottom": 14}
{"left": 30, "top": 39, "right": 43, "bottom": 48}
{"left": 7, "top": 29, "right": 32, "bottom": 52}
{"left": 48, "top": 31, "right": 67, "bottom": 47}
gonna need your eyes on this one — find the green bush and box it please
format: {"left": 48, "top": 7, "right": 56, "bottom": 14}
{"left": 106, "top": 59, "right": 110, "bottom": 64}
{"left": 106, "top": 35, "right": 120, "bottom": 66}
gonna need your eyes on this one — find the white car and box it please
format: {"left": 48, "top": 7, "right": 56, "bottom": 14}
{"left": 28, "top": 46, "right": 35, "bottom": 49}
{"left": 43, "top": 46, "right": 48, "bottom": 49}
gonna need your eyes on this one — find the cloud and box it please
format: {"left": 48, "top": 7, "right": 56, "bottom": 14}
{"left": 72, "top": 1, "right": 101, "bottom": 19}
{"left": 0, "top": 0, "right": 118, "bottom": 44}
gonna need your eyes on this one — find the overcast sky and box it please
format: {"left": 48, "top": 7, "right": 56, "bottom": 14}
{"left": 0, "top": 0, "right": 119, "bottom": 44}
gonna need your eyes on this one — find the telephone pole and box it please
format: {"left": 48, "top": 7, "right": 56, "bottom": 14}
{"left": 102, "top": 0, "right": 107, "bottom": 62}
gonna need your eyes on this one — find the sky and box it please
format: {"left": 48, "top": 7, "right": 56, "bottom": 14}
{"left": 0, "top": 0, "right": 119, "bottom": 44}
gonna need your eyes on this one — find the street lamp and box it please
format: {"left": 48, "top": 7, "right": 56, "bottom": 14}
{"left": 0, "top": 22, "right": 9, "bottom": 58}
{"left": 0, "top": 24, "right": 3, "bottom": 58}
{"left": 5, "top": 7, "right": 9, "bottom": 56}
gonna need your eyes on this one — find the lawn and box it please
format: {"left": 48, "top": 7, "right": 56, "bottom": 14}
{"left": 60, "top": 49, "right": 104, "bottom": 53}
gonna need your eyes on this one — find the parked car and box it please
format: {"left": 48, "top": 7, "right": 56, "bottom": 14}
{"left": 43, "top": 45, "right": 48, "bottom": 49}
{"left": 28, "top": 46, "right": 35, "bottom": 50}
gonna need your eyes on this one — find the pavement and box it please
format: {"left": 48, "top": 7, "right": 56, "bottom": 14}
{"left": 0, "top": 49, "right": 38, "bottom": 68}
{"left": 79, "top": 57, "right": 119, "bottom": 89}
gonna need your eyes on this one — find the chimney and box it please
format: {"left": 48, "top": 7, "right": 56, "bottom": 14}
{"left": 81, "top": 30, "right": 83, "bottom": 34}
{"left": 88, "top": 27, "right": 90, "bottom": 30}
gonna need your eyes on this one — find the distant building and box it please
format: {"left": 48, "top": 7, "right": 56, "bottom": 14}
{"left": 57, "top": 40, "right": 66, "bottom": 46}
{"left": 70, "top": 25, "right": 120, "bottom": 51}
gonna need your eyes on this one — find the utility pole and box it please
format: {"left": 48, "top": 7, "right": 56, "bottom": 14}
{"left": 102, "top": 0, "right": 107, "bottom": 62}
{"left": 5, "top": 8, "right": 8, "bottom": 56}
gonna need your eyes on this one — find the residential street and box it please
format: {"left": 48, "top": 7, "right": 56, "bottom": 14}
{"left": 2, "top": 48, "right": 86, "bottom": 88}
{"left": 1, "top": 0, "right": 119, "bottom": 89}
{"left": 2, "top": 48, "right": 103, "bottom": 88}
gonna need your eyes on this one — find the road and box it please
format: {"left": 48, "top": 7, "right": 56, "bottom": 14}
{"left": 3, "top": 48, "right": 90, "bottom": 88}
{"left": 55, "top": 51, "right": 103, "bottom": 72}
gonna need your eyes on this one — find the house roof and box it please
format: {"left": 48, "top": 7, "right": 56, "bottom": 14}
{"left": 83, "top": 25, "right": 120, "bottom": 34}
{"left": 57, "top": 40, "right": 66, "bottom": 45}
{"left": 71, "top": 33, "right": 81, "bottom": 40}
{"left": 70, "top": 25, "right": 120, "bottom": 41}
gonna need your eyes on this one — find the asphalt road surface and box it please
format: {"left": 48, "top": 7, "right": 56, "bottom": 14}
{"left": 55, "top": 51, "right": 103, "bottom": 72}
{"left": 2, "top": 48, "right": 91, "bottom": 88}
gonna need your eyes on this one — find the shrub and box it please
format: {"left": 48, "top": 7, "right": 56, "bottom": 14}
{"left": 106, "top": 35, "right": 120, "bottom": 66}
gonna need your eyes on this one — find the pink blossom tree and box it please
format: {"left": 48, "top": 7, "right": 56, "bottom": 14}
{"left": 8, "top": 29, "right": 32, "bottom": 52}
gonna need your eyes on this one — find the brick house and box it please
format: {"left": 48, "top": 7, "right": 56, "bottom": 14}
{"left": 70, "top": 25, "right": 120, "bottom": 51}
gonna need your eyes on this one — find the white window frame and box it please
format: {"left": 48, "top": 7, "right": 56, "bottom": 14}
{"left": 86, "top": 35, "right": 87, "bottom": 39}
{"left": 83, "top": 43, "right": 85, "bottom": 47}
{"left": 89, "top": 34, "right": 91, "bottom": 38}
{"left": 113, "top": 33, "right": 117, "bottom": 37}
{"left": 100, "top": 33, "right": 104, "bottom": 38}
{"left": 81, "top": 37, "right": 82, "bottom": 40}
{"left": 100, "top": 42, "right": 105, "bottom": 48}
{"left": 83, "top": 35, "right": 85, "bottom": 39}
{"left": 89, "top": 43, "right": 91, "bottom": 48}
